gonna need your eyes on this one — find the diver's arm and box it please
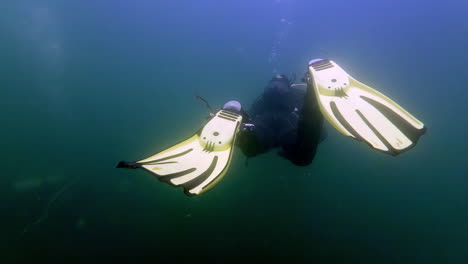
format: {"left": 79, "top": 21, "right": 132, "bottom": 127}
{"left": 235, "top": 127, "right": 263, "bottom": 157}
{"left": 235, "top": 108, "right": 268, "bottom": 157}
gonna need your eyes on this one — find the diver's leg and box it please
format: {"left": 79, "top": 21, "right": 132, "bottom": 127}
{"left": 280, "top": 82, "right": 324, "bottom": 166}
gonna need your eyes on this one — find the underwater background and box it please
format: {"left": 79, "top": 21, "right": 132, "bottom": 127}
{"left": 2, "top": 0, "right": 468, "bottom": 263}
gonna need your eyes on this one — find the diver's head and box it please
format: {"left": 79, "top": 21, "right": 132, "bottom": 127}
{"left": 263, "top": 74, "right": 292, "bottom": 105}
{"left": 222, "top": 100, "right": 242, "bottom": 114}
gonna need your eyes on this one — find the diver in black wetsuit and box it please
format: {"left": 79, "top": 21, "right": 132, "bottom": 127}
{"left": 224, "top": 74, "right": 326, "bottom": 166}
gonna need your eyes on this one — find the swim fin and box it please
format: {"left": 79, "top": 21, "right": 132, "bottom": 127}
{"left": 117, "top": 110, "right": 243, "bottom": 196}
{"left": 307, "top": 59, "right": 426, "bottom": 155}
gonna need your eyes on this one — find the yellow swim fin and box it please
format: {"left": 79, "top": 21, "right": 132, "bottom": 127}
{"left": 117, "top": 110, "right": 242, "bottom": 195}
{"left": 307, "top": 59, "right": 426, "bottom": 155}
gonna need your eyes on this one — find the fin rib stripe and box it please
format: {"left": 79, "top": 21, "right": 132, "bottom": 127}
{"left": 330, "top": 102, "right": 365, "bottom": 142}
{"left": 331, "top": 101, "right": 396, "bottom": 154}
{"left": 313, "top": 65, "right": 334, "bottom": 71}
{"left": 208, "top": 142, "right": 214, "bottom": 152}
{"left": 159, "top": 168, "right": 197, "bottom": 182}
{"left": 219, "top": 111, "right": 239, "bottom": 118}
{"left": 139, "top": 148, "right": 193, "bottom": 165}
{"left": 199, "top": 121, "right": 240, "bottom": 193}
{"left": 310, "top": 59, "right": 331, "bottom": 66}
{"left": 355, "top": 110, "right": 397, "bottom": 156}
{"left": 311, "top": 60, "right": 334, "bottom": 71}
{"left": 203, "top": 141, "right": 216, "bottom": 152}
{"left": 218, "top": 115, "right": 236, "bottom": 122}
{"left": 220, "top": 111, "right": 239, "bottom": 118}
{"left": 360, "top": 96, "right": 427, "bottom": 143}
{"left": 313, "top": 62, "right": 333, "bottom": 69}
{"left": 200, "top": 156, "right": 223, "bottom": 191}
{"left": 221, "top": 109, "right": 240, "bottom": 116}
{"left": 219, "top": 113, "right": 237, "bottom": 119}
{"left": 183, "top": 156, "right": 218, "bottom": 191}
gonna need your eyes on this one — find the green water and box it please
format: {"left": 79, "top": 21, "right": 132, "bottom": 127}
{"left": 2, "top": 0, "right": 468, "bottom": 263}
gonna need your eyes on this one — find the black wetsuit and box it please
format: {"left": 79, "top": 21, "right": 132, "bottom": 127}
{"left": 236, "top": 76, "right": 325, "bottom": 166}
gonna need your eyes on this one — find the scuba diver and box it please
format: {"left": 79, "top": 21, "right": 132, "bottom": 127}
{"left": 117, "top": 59, "right": 427, "bottom": 196}
{"left": 227, "top": 73, "right": 325, "bottom": 167}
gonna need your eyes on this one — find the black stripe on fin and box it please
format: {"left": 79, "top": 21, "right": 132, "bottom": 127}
{"left": 219, "top": 113, "right": 237, "bottom": 119}
{"left": 183, "top": 156, "right": 218, "bottom": 194}
{"left": 139, "top": 149, "right": 193, "bottom": 165}
{"left": 360, "top": 96, "right": 427, "bottom": 145}
{"left": 218, "top": 115, "right": 236, "bottom": 122}
{"left": 314, "top": 64, "right": 334, "bottom": 71}
{"left": 330, "top": 101, "right": 394, "bottom": 154}
{"left": 310, "top": 59, "right": 331, "bottom": 67}
{"left": 330, "top": 102, "right": 365, "bottom": 143}
{"left": 201, "top": 120, "right": 240, "bottom": 192}
{"left": 159, "top": 168, "right": 197, "bottom": 183}
{"left": 331, "top": 101, "right": 399, "bottom": 155}
{"left": 355, "top": 110, "right": 398, "bottom": 156}
{"left": 220, "top": 110, "right": 239, "bottom": 118}
{"left": 310, "top": 60, "right": 334, "bottom": 71}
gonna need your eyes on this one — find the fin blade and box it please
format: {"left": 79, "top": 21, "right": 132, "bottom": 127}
{"left": 360, "top": 95, "right": 426, "bottom": 146}
{"left": 349, "top": 77, "right": 425, "bottom": 129}
{"left": 332, "top": 100, "right": 390, "bottom": 151}
{"left": 319, "top": 96, "right": 355, "bottom": 138}
{"left": 185, "top": 146, "right": 234, "bottom": 195}
{"left": 118, "top": 110, "right": 242, "bottom": 195}
{"left": 350, "top": 79, "right": 426, "bottom": 153}
{"left": 356, "top": 96, "right": 413, "bottom": 151}
{"left": 309, "top": 59, "right": 426, "bottom": 155}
